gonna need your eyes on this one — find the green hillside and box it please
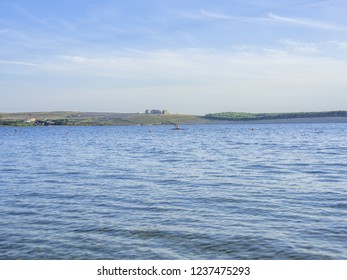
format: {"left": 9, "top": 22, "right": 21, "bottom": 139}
{"left": 0, "top": 112, "right": 205, "bottom": 126}
{"left": 1, "top": 110, "right": 347, "bottom": 126}
{"left": 204, "top": 111, "right": 347, "bottom": 121}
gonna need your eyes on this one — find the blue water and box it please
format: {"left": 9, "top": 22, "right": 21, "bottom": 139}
{"left": 0, "top": 124, "right": 346, "bottom": 259}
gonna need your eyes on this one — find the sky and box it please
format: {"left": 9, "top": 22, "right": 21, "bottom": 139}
{"left": 1, "top": 0, "right": 347, "bottom": 114}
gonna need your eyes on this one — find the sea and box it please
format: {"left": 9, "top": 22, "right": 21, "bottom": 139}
{"left": 0, "top": 123, "right": 346, "bottom": 259}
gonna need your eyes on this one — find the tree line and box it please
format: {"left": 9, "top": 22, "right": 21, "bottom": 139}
{"left": 204, "top": 111, "right": 347, "bottom": 121}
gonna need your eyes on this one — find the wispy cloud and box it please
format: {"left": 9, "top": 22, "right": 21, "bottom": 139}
{"left": 179, "top": 9, "right": 236, "bottom": 21}
{"left": 268, "top": 13, "right": 345, "bottom": 31}
{"left": 58, "top": 55, "right": 89, "bottom": 63}
{"left": 279, "top": 39, "right": 320, "bottom": 54}
{"left": 199, "top": 10, "right": 232, "bottom": 20}
{"left": 7, "top": 3, "right": 52, "bottom": 25}
{"left": 0, "top": 28, "right": 10, "bottom": 34}
{"left": 336, "top": 41, "right": 347, "bottom": 49}
{"left": 2, "top": 47, "right": 347, "bottom": 113}
{"left": 0, "top": 59, "right": 37, "bottom": 66}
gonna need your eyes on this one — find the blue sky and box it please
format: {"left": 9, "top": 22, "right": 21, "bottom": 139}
{"left": 1, "top": 0, "right": 347, "bottom": 114}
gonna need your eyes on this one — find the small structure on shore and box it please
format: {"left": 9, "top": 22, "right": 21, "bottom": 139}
{"left": 23, "top": 118, "right": 36, "bottom": 123}
{"left": 145, "top": 109, "right": 169, "bottom": 115}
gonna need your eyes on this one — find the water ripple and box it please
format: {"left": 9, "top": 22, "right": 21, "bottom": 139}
{"left": 0, "top": 124, "right": 346, "bottom": 259}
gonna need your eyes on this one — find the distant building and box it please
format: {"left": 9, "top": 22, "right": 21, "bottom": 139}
{"left": 44, "top": 120, "right": 55, "bottom": 126}
{"left": 23, "top": 118, "right": 36, "bottom": 123}
{"left": 145, "top": 109, "right": 169, "bottom": 115}
{"left": 150, "top": 109, "right": 162, "bottom": 114}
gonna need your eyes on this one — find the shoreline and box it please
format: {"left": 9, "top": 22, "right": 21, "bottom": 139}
{"left": 212, "top": 117, "right": 347, "bottom": 124}
{"left": 1, "top": 117, "right": 347, "bottom": 127}
{"left": 1, "top": 111, "right": 347, "bottom": 126}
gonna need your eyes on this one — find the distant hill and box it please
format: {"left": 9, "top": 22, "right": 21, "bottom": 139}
{"left": 204, "top": 111, "right": 347, "bottom": 121}
{"left": 1, "top": 110, "right": 347, "bottom": 126}
{"left": 0, "top": 111, "right": 209, "bottom": 126}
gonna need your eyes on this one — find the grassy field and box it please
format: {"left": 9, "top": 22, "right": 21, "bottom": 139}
{"left": 1, "top": 111, "right": 347, "bottom": 126}
{"left": 205, "top": 111, "right": 347, "bottom": 121}
{"left": 0, "top": 112, "right": 209, "bottom": 126}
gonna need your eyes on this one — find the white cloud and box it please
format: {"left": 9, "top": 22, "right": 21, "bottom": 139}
{"left": 199, "top": 10, "right": 232, "bottom": 20}
{"left": 268, "top": 13, "right": 345, "bottom": 31}
{"left": 279, "top": 39, "right": 319, "bottom": 54}
{"left": 0, "top": 59, "right": 37, "bottom": 66}
{"left": 5, "top": 48, "right": 347, "bottom": 85}
{"left": 0, "top": 29, "right": 10, "bottom": 34}
{"left": 59, "top": 55, "right": 89, "bottom": 63}
{"left": 2, "top": 48, "right": 347, "bottom": 114}
{"left": 179, "top": 9, "right": 238, "bottom": 21}
{"left": 337, "top": 42, "right": 347, "bottom": 49}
